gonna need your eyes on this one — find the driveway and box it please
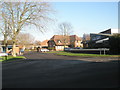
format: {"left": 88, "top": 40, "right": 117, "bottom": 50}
{"left": 2, "top": 51, "right": 119, "bottom": 88}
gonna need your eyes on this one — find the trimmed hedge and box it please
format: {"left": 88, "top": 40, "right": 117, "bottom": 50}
{"left": 109, "top": 34, "right": 120, "bottom": 55}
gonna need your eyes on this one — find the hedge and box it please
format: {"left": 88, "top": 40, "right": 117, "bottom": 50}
{"left": 109, "top": 34, "right": 120, "bottom": 55}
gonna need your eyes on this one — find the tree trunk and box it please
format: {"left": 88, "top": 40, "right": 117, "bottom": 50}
{"left": 3, "top": 35, "right": 8, "bottom": 53}
{"left": 12, "top": 30, "right": 17, "bottom": 57}
{"left": 12, "top": 42, "right": 16, "bottom": 57}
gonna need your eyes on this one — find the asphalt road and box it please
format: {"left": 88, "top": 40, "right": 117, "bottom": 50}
{"left": 2, "top": 51, "right": 119, "bottom": 88}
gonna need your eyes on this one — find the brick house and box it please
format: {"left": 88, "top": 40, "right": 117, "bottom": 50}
{"left": 70, "top": 35, "right": 83, "bottom": 47}
{"left": 48, "top": 35, "right": 83, "bottom": 51}
{"left": 40, "top": 40, "right": 48, "bottom": 48}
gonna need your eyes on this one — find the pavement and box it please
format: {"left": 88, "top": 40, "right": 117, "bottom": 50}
{"left": 2, "top": 51, "right": 119, "bottom": 88}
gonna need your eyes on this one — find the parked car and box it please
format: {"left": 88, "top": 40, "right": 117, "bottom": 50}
{"left": 73, "top": 47, "right": 83, "bottom": 49}
{"left": 64, "top": 48, "right": 72, "bottom": 51}
{"left": 40, "top": 48, "right": 49, "bottom": 52}
{"left": 0, "top": 53, "right": 8, "bottom": 56}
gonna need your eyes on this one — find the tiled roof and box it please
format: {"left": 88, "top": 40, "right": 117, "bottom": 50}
{"left": 70, "top": 35, "right": 82, "bottom": 41}
{"left": 49, "top": 35, "right": 81, "bottom": 46}
{"left": 40, "top": 40, "right": 48, "bottom": 46}
{"left": 50, "top": 35, "right": 69, "bottom": 45}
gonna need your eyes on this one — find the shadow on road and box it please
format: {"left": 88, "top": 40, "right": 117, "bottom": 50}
{"left": 2, "top": 52, "right": 119, "bottom": 88}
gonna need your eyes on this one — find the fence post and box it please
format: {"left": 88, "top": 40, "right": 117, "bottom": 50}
{"left": 100, "top": 49, "right": 101, "bottom": 55}
{"left": 104, "top": 48, "right": 105, "bottom": 55}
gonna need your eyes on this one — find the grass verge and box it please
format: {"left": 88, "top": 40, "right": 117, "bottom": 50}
{"left": 46, "top": 51, "right": 120, "bottom": 57}
{"left": 0, "top": 56, "right": 26, "bottom": 62}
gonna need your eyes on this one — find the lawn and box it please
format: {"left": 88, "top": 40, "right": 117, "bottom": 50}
{"left": 46, "top": 51, "right": 120, "bottom": 57}
{"left": 0, "top": 56, "right": 26, "bottom": 62}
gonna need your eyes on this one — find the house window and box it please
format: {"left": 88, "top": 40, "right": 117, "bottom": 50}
{"left": 57, "top": 40, "right": 61, "bottom": 43}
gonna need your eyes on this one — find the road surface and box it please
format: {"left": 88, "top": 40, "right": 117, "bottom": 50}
{"left": 2, "top": 51, "right": 119, "bottom": 88}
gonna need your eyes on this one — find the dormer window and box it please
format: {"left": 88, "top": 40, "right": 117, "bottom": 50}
{"left": 57, "top": 40, "right": 61, "bottom": 43}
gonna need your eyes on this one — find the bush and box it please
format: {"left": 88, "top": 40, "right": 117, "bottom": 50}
{"left": 48, "top": 47, "right": 55, "bottom": 50}
{"left": 109, "top": 34, "right": 120, "bottom": 55}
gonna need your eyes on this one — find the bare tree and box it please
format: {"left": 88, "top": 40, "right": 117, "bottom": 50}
{"left": 0, "top": 19, "right": 9, "bottom": 46}
{"left": 0, "top": 9, "right": 11, "bottom": 52}
{"left": 82, "top": 33, "right": 90, "bottom": 48}
{"left": 34, "top": 40, "right": 41, "bottom": 46}
{"left": 82, "top": 33, "right": 90, "bottom": 41}
{"left": 16, "top": 33, "right": 35, "bottom": 45}
{"left": 58, "top": 22, "right": 73, "bottom": 47}
{"left": 58, "top": 22, "right": 73, "bottom": 36}
{"left": 0, "top": 1, "right": 53, "bottom": 56}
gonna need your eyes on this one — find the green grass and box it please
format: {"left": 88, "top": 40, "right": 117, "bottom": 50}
{"left": 0, "top": 56, "right": 26, "bottom": 62}
{"left": 46, "top": 51, "right": 120, "bottom": 57}
{"left": 46, "top": 51, "right": 63, "bottom": 53}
